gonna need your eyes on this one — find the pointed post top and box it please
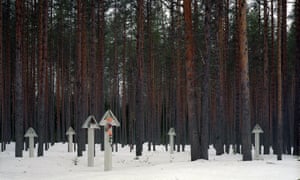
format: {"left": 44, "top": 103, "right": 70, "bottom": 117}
{"left": 252, "top": 124, "right": 264, "bottom": 134}
{"left": 66, "top": 126, "right": 76, "bottom": 135}
{"left": 82, "top": 115, "right": 100, "bottom": 129}
{"left": 24, "top": 127, "right": 38, "bottom": 137}
{"left": 99, "top": 110, "right": 120, "bottom": 127}
{"left": 168, "top": 127, "right": 176, "bottom": 136}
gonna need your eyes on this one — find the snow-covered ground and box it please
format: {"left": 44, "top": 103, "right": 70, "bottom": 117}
{"left": 0, "top": 143, "right": 299, "bottom": 180}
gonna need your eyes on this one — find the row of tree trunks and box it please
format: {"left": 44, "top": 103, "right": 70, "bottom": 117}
{"left": 1, "top": 0, "right": 297, "bottom": 160}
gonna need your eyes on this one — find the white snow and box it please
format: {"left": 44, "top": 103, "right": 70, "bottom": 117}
{"left": 0, "top": 143, "right": 299, "bottom": 180}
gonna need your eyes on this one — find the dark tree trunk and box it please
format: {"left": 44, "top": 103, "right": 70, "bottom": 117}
{"left": 238, "top": 0, "right": 252, "bottom": 161}
{"left": 175, "top": 0, "right": 184, "bottom": 152}
{"left": 263, "top": 0, "right": 270, "bottom": 154}
{"left": 81, "top": 1, "right": 88, "bottom": 147}
{"left": 37, "top": 0, "right": 48, "bottom": 156}
{"left": 136, "top": 0, "right": 145, "bottom": 157}
{"left": 184, "top": 0, "right": 200, "bottom": 161}
{"left": 293, "top": 0, "right": 300, "bottom": 156}
{"left": 216, "top": 0, "right": 225, "bottom": 155}
{"left": 97, "top": 0, "right": 105, "bottom": 150}
{"left": 121, "top": 15, "right": 127, "bottom": 147}
{"left": 146, "top": 0, "right": 153, "bottom": 151}
{"left": 4, "top": 0, "right": 12, "bottom": 143}
{"left": 282, "top": 0, "right": 290, "bottom": 154}
{"left": 270, "top": 0, "right": 276, "bottom": 152}
{"left": 15, "top": 0, "right": 24, "bottom": 157}
{"left": 76, "top": 0, "right": 83, "bottom": 156}
{"left": 277, "top": 0, "right": 283, "bottom": 160}
{"left": 234, "top": 0, "right": 241, "bottom": 154}
{"left": 90, "top": 0, "right": 96, "bottom": 117}
{"left": 200, "top": 0, "right": 211, "bottom": 160}
{"left": 0, "top": 0, "right": 5, "bottom": 152}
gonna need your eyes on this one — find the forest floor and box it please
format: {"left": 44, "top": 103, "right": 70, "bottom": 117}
{"left": 0, "top": 143, "right": 299, "bottom": 180}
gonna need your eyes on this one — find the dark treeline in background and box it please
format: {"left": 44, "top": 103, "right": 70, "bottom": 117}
{"left": 0, "top": 0, "right": 299, "bottom": 161}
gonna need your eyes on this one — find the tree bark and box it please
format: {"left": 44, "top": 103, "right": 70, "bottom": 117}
{"left": 0, "top": 0, "right": 4, "bottom": 151}
{"left": 263, "top": 0, "right": 270, "bottom": 154}
{"left": 200, "top": 0, "right": 211, "bottom": 160}
{"left": 184, "top": 0, "right": 200, "bottom": 161}
{"left": 293, "top": 0, "right": 300, "bottom": 156}
{"left": 136, "top": 0, "right": 145, "bottom": 157}
{"left": 0, "top": 0, "right": 6, "bottom": 152}
{"left": 97, "top": 0, "right": 105, "bottom": 150}
{"left": 238, "top": 0, "right": 252, "bottom": 161}
{"left": 37, "top": 0, "right": 48, "bottom": 156}
{"left": 15, "top": 0, "right": 24, "bottom": 157}
{"left": 277, "top": 0, "right": 283, "bottom": 160}
{"left": 216, "top": 0, "right": 225, "bottom": 155}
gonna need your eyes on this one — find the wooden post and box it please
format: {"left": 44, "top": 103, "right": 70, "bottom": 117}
{"left": 252, "top": 124, "right": 264, "bottom": 160}
{"left": 82, "top": 115, "right": 99, "bottom": 167}
{"left": 168, "top": 128, "right": 176, "bottom": 154}
{"left": 99, "top": 110, "right": 120, "bottom": 171}
{"left": 66, "top": 127, "right": 75, "bottom": 152}
{"left": 24, "top": 127, "right": 38, "bottom": 158}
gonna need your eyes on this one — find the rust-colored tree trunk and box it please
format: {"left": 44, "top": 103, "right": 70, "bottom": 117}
{"left": 238, "top": 0, "right": 252, "bottom": 161}
{"left": 184, "top": 0, "right": 200, "bottom": 161}
{"left": 136, "top": 0, "right": 145, "bottom": 157}
{"left": 15, "top": 0, "right": 24, "bottom": 157}
{"left": 263, "top": 0, "right": 270, "bottom": 154}
{"left": 277, "top": 0, "right": 283, "bottom": 161}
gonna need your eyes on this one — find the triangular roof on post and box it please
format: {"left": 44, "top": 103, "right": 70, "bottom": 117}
{"left": 252, "top": 124, "right": 264, "bottom": 133}
{"left": 99, "top": 110, "right": 120, "bottom": 127}
{"left": 24, "top": 127, "right": 38, "bottom": 137}
{"left": 66, "top": 126, "right": 76, "bottom": 135}
{"left": 168, "top": 127, "right": 176, "bottom": 136}
{"left": 82, "top": 115, "right": 100, "bottom": 129}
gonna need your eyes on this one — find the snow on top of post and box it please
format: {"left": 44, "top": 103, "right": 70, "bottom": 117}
{"left": 82, "top": 115, "right": 100, "bottom": 129}
{"left": 24, "top": 127, "right": 38, "bottom": 137}
{"left": 66, "top": 126, "right": 76, "bottom": 135}
{"left": 99, "top": 110, "right": 120, "bottom": 127}
{"left": 168, "top": 127, "right": 176, "bottom": 136}
{"left": 252, "top": 124, "right": 264, "bottom": 134}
